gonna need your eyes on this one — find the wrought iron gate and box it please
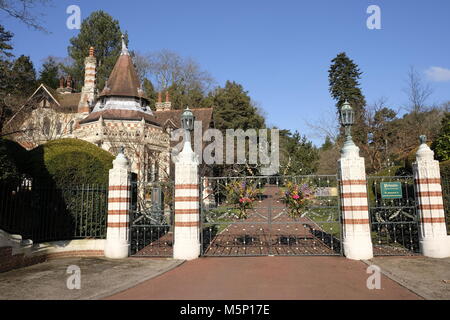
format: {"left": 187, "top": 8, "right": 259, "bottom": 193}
{"left": 367, "top": 176, "right": 420, "bottom": 256}
{"left": 130, "top": 181, "right": 174, "bottom": 257}
{"left": 200, "top": 175, "right": 342, "bottom": 256}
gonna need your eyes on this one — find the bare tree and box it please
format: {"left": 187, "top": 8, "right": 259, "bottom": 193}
{"left": 132, "top": 51, "right": 151, "bottom": 83}
{"left": 144, "top": 49, "right": 214, "bottom": 93}
{"left": 305, "top": 107, "right": 340, "bottom": 144}
{"left": 364, "top": 97, "right": 398, "bottom": 172}
{"left": 0, "top": 0, "right": 52, "bottom": 32}
{"left": 403, "top": 66, "right": 433, "bottom": 113}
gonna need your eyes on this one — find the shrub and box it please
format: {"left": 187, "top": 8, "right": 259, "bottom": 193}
{"left": 0, "top": 139, "right": 28, "bottom": 183}
{"left": 432, "top": 113, "right": 450, "bottom": 161}
{"left": 26, "top": 138, "right": 114, "bottom": 186}
{"left": 1, "top": 139, "right": 113, "bottom": 241}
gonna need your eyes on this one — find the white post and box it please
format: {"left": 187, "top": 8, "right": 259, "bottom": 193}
{"left": 104, "top": 150, "right": 131, "bottom": 259}
{"left": 413, "top": 137, "right": 450, "bottom": 258}
{"left": 338, "top": 138, "right": 374, "bottom": 260}
{"left": 173, "top": 137, "right": 201, "bottom": 260}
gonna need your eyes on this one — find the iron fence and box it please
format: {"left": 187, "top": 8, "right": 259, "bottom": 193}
{"left": 366, "top": 176, "right": 420, "bottom": 256}
{"left": 201, "top": 175, "right": 342, "bottom": 256}
{"left": 0, "top": 180, "right": 108, "bottom": 243}
{"left": 130, "top": 181, "right": 174, "bottom": 257}
{"left": 442, "top": 176, "right": 450, "bottom": 234}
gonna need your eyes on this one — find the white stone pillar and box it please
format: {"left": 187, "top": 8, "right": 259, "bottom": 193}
{"left": 413, "top": 137, "right": 450, "bottom": 258}
{"left": 338, "top": 139, "right": 374, "bottom": 260}
{"left": 173, "top": 138, "right": 201, "bottom": 260}
{"left": 104, "top": 150, "right": 131, "bottom": 259}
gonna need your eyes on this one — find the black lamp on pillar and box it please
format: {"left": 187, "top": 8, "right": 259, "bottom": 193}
{"left": 181, "top": 106, "right": 195, "bottom": 143}
{"left": 340, "top": 100, "right": 355, "bottom": 142}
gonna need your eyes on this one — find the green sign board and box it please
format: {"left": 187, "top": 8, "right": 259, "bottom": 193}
{"left": 380, "top": 182, "right": 403, "bottom": 199}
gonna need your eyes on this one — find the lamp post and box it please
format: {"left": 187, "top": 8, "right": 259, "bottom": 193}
{"left": 340, "top": 100, "right": 354, "bottom": 141}
{"left": 340, "top": 100, "right": 358, "bottom": 155}
{"left": 181, "top": 106, "right": 195, "bottom": 145}
{"left": 338, "top": 100, "right": 374, "bottom": 260}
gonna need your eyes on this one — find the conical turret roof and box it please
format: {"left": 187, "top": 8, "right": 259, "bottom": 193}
{"left": 99, "top": 35, "right": 148, "bottom": 101}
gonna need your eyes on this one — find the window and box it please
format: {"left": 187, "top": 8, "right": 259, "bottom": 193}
{"left": 56, "top": 122, "right": 62, "bottom": 135}
{"left": 42, "top": 117, "right": 50, "bottom": 136}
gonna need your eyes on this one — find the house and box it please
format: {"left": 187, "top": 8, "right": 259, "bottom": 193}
{"left": 15, "top": 36, "right": 214, "bottom": 184}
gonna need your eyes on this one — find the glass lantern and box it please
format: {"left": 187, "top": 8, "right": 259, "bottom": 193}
{"left": 181, "top": 107, "right": 195, "bottom": 131}
{"left": 340, "top": 100, "right": 354, "bottom": 127}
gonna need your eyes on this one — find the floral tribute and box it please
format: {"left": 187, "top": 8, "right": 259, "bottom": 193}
{"left": 225, "top": 180, "right": 260, "bottom": 219}
{"left": 280, "top": 181, "right": 316, "bottom": 218}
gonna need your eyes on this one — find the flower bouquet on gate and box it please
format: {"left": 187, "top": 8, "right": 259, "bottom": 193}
{"left": 225, "top": 180, "right": 260, "bottom": 219}
{"left": 280, "top": 181, "right": 316, "bottom": 218}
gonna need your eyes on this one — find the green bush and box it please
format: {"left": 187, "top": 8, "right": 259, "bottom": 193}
{"left": 0, "top": 139, "right": 28, "bottom": 183}
{"left": 27, "top": 138, "right": 114, "bottom": 186}
{"left": 371, "top": 165, "right": 404, "bottom": 177}
{"left": 1, "top": 139, "right": 113, "bottom": 241}
{"left": 432, "top": 113, "right": 450, "bottom": 161}
{"left": 440, "top": 160, "right": 450, "bottom": 234}
{"left": 440, "top": 159, "right": 450, "bottom": 178}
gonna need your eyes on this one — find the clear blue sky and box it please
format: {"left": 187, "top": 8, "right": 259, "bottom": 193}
{"left": 2, "top": 0, "right": 450, "bottom": 146}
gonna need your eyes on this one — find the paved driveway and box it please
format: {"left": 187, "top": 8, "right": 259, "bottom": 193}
{"left": 106, "top": 256, "right": 420, "bottom": 300}
{"left": 0, "top": 257, "right": 183, "bottom": 300}
{"left": 365, "top": 256, "right": 450, "bottom": 300}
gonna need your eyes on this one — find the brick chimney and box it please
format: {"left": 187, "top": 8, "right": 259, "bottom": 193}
{"left": 78, "top": 46, "right": 97, "bottom": 114}
{"left": 164, "top": 91, "right": 172, "bottom": 110}
{"left": 56, "top": 76, "right": 74, "bottom": 94}
{"left": 155, "top": 91, "right": 164, "bottom": 111}
{"left": 66, "top": 75, "right": 72, "bottom": 89}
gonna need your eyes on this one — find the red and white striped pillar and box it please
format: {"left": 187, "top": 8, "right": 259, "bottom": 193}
{"left": 104, "top": 150, "right": 131, "bottom": 259}
{"left": 173, "top": 139, "right": 201, "bottom": 260}
{"left": 413, "top": 138, "right": 450, "bottom": 258}
{"left": 338, "top": 141, "right": 374, "bottom": 260}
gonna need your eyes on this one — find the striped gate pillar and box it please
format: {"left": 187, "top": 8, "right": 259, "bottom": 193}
{"left": 338, "top": 140, "right": 374, "bottom": 260}
{"left": 104, "top": 150, "right": 131, "bottom": 259}
{"left": 413, "top": 137, "right": 450, "bottom": 258}
{"left": 173, "top": 139, "right": 201, "bottom": 260}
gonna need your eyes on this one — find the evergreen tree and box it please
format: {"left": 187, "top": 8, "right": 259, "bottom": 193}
{"left": 11, "top": 55, "right": 36, "bottom": 95}
{"left": 0, "top": 33, "right": 37, "bottom": 134}
{"left": 39, "top": 56, "right": 60, "bottom": 89}
{"left": 321, "top": 136, "right": 333, "bottom": 151}
{"left": 66, "top": 10, "right": 126, "bottom": 90}
{"left": 142, "top": 78, "right": 157, "bottom": 110}
{"left": 207, "top": 81, "right": 265, "bottom": 131}
{"left": 168, "top": 82, "right": 206, "bottom": 110}
{"left": 279, "top": 130, "right": 319, "bottom": 175}
{"left": 0, "top": 25, "right": 13, "bottom": 58}
{"left": 432, "top": 113, "right": 450, "bottom": 161}
{"left": 328, "top": 52, "right": 368, "bottom": 146}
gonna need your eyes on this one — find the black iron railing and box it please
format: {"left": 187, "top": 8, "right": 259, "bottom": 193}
{"left": 0, "top": 180, "right": 108, "bottom": 243}
{"left": 441, "top": 176, "right": 450, "bottom": 234}
{"left": 367, "top": 176, "right": 420, "bottom": 256}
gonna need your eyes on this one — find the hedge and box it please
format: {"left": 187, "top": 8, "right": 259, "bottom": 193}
{"left": 26, "top": 138, "right": 114, "bottom": 186}
{"left": 0, "top": 139, "right": 114, "bottom": 241}
{"left": 0, "top": 139, "right": 28, "bottom": 183}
